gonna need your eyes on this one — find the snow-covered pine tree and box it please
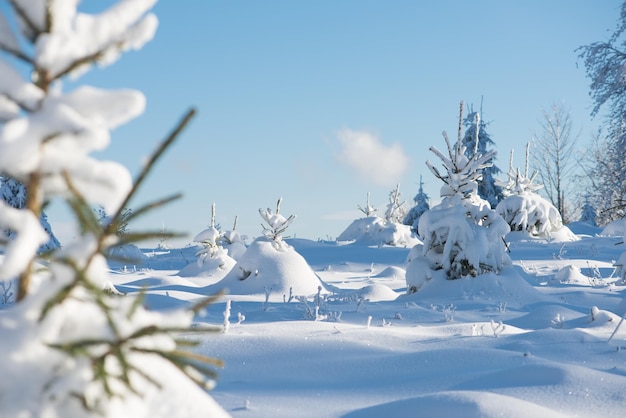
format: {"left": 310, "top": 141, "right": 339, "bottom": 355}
{"left": 403, "top": 175, "right": 430, "bottom": 235}
{"left": 406, "top": 101, "right": 510, "bottom": 289}
{"left": 0, "top": 174, "right": 60, "bottom": 251}
{"left": 384, "top": 183, "right": 406, "bottom": 223}
{"left": 0, "top": 2, "right": 228, "bottom": 417}
{"left": 461, "top": 102, "right": 503, "bottom": 207}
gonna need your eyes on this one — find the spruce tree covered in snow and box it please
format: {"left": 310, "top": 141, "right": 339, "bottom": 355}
{"left": 406, "top": 102, "right": 510, "bottom": 291}
{"left": 384, "top": 183, "right": 406, "bottom": 223}
{"left": 0, "top": 174, "right": 60, "bottom": 251}
{"left": 403, "top": 175, "right": 430, "bottom": 235}
{"left": 461, "top": 104, "right": 503, "bottom": 207}
{"left": 579, "top": 199, "right": 598, "bottom": 226}
{"left": 0, "top": 2, "right": 227, "bottom": 417}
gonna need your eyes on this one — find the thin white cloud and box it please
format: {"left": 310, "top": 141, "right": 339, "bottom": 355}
{"left": 334, "top": 128, "right": 409, "bottom": 186}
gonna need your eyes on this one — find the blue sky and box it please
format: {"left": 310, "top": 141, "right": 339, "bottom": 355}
{"left": 46, "top": 1, "right": 621, "bottom": 245}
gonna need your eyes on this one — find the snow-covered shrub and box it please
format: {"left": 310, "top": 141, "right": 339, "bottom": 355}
{"left": 337, "top": 215, "right": 420, "bottom": 247}
{"left": 406, "top": 103, "right": 510, "bottom": 291}
{"left": 0, "top": 2, "right": 227, "bottom": 417}
{"left": 495, "top": 144, "right": 577, "bottom": 241}
{"left": 338, "top": 192, "right": 420, "bottom": 247}
{"left": 178, "top": 203, "right": 235, "bottom": 278}
{"left": 209, "top": 199, "right": 327, "bottom": 298}
{"left": 384, "top": 183, "right": 407, "bottom": 224}
{"left": 219, "top": 217, "right": 248, "bottom": 261}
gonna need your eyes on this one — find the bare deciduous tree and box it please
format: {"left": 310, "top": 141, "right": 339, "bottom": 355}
{"left": 531, "top": 103, "right": 580, "bottom": 222}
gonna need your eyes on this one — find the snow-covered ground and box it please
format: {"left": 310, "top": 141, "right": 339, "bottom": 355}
{"left": 105, "top": 223, "right": 626, "bottom": 418}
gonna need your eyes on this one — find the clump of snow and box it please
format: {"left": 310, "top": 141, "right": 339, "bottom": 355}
{"left": 220, "top": 228, "right": 247, "bottom": 261}
{"left": 337, "top": 215, "right": 421, "bottom": 247}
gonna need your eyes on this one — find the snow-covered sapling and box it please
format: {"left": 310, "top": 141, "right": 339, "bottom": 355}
{"left": 495, "top": 143, "right": 572, "bottom": 240}
{"left": 0, "top": 2, "right": 225, "bottom": 416}
{"left": 409, "top": 102, "right": 510, "bottom": 284}
{"left": 259, "top": 197, "right": 296, "bottom": 244}
{"left": 358, "top": 192, "right": 377, "bottom": 216}
{"left": 195, "top": 203, "right": 223, "bottom": 259}
{"left": 223, "top": 300, "right": 232, "bottom": 333}
{"left": 384, "top": 183, "right": 407, "bottom": 223}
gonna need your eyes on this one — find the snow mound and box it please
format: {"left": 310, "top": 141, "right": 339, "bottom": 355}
{"left": 566, "top": 221, "right": 601, "bottom": 236}
{"left": 337, "top": 216, "right": 420, "bottom": 247}
{"left": 506, "top": 304, "right": 586, "bottom": 330}
{"left": 357, "top": 284, "right": 398, "bottom": 302}
{"left": 554, "top": 265, "right": 593, "bottom": 285}
{"left": 582, "top": 306, "right": 621, "bottom": 328}
{"left": 341, "top": 390, "right": 569, "bottom": 418}
{"left": 108, "top": 243, "right": 146, "bottom": 264}
{"left": 504, "top": 227, "right": 578, "bottom": 243}
{"left": 402, "top": 267, "right": 549, "bottom": 308}
{"left": 373, "top": 266, "right": 406, "bottom": 280}
{"left": 121, "top": 276, "right": 198, "bottom": 288}
{"left": 207, "top": 237, "right": 327, "bottom": 298}
{"left": 601, "top": 219, "right": 626, "bottom": 238}
{"left": 177, "top": 255, "right": 235, "bottom": 279}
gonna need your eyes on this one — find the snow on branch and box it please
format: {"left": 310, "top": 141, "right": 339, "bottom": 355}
{"left": 426, "top": 110, "right": 496, "bottom": 200}
{"left": 495, "top": 143, "right": 543, "bottom": 196}
{"left": 357, "top": 191, "right": 377, "bottom": 216}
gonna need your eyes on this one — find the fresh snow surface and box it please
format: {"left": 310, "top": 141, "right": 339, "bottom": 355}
{"left": 94, "top": 231, "right": 626, "bottom": 418}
